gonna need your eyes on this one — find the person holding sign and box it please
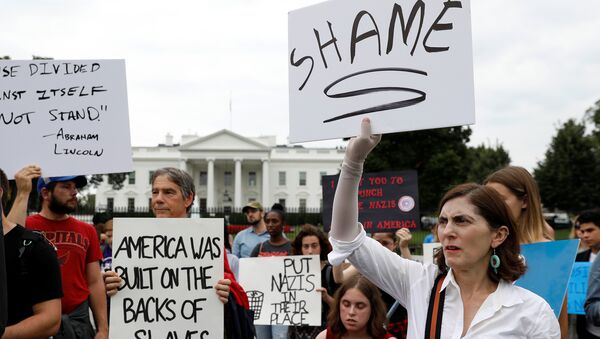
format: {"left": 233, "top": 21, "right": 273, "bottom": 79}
{"left": 102, "top": 167, "right": 254, "bottom": 338}
{"left": 574, "top": 210, "right": 600, "bottom": 338}
{"left": 328, "top": 119, "right": 560, "bottom": 339}
{"left": 251, "top": 204, "right": 292, "bottom": 339}
{"left": 288, "top": 224, "right": 339, "bottom": 339}
{"left": 316, "top": 274, "right": 395, "bottom": 339}
{"left": 1, "top": 166, "right": 63, "bottom": 338}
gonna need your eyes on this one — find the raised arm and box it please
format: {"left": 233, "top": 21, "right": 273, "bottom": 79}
{"left": 330, "top": 119, "right": 381, "bottom": 241}
{"left": 7, "top": 165, "right": 41, "bottom": 226}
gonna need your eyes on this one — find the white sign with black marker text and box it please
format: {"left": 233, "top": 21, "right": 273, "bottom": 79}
{"left": 0, "top": 59, "right": 132, "bottom": 178}
{"left": 109, "top": 218, "right": 224, "bottom": 339}
{"left": 288, "top": 0, "right": 474, "bottom": 142}
{"left": 239, "top": 255, "right": 322, "bottom": 326}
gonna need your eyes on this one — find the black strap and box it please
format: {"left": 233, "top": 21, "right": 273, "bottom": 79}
{"left": 424, "top": 274, "right": 446, "bottom": 339}
{"left": 0, "top": 228, "right": 7, "bottom": 337}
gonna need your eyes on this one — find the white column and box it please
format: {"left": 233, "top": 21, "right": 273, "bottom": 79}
{"left": 262, "top": 158, "right": 270, "bottom": 205}
{"left": 207, "top": 158, "right": 215, "bottom": 209}
{"left": 179, "top": 158, "right": 188, "bottom": 172}
{"left": 234, "top": 158, "right": 242, "bottom": 209}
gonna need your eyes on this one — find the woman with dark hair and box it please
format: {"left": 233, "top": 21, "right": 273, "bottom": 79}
{"left": 251, "top": 205, "right": 292, "bottom": 339}
{"left": 328, "top": 119, "right": 559, "bottom": 339}
{"left": 288, "top": 224, "right": 339, "bottom": 339}
{"left": 316, "top": 274, "right": 395, "bottom": 339}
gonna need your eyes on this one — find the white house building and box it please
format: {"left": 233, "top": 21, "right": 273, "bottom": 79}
{"left": 94, "top": 130, "right": 345, "bottom": 211}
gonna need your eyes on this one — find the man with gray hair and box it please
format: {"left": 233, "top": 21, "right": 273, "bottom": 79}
{"left": 104, "top": 167, "right": 250, "bottom": 307}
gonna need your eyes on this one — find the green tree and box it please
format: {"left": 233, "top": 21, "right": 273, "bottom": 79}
{"left": 465, "top": 143, "right": 511, "bottom": 183}
{"left": 534, "top": 119, "right": 600, "bottom": 213}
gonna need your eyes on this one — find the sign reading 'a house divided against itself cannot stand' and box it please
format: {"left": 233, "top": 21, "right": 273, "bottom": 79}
{"left": 0, "top": 59, "right": 132, "bottom": 178}
{"left": 288, "top": 0, "right": 474, "bottom": 143}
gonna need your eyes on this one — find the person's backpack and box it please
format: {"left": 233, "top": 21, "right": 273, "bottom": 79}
{"left": 17, "top": 229, "right": 55, "bottom": 277}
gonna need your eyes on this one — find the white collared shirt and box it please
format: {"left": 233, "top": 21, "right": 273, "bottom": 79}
{"left": 329, "top": 225, "right": 560, "bottom": 339}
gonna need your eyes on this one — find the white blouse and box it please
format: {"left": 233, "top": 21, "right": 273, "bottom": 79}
{"left": 329, "top": 226, "right": 560, "bottom": 339}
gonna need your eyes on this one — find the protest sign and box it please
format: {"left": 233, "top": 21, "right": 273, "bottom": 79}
{"left": 322, "top": 170, "right": 419, "bottom": 232}
{"left": 423, "top": 242, "right": 441, "bottom": 265}
{"left": 109, "top": 218, "right": 224, "bottom": 339}
{"left": 568, "top": 262, "right": 591, "bottom": 315}
{"left": 0, "top": 59, "right": 132, "bottom": 178}
{"left": 238, "top": 255, "right": 321, "bottom": 326}
{"left": 288, "top": 0, "right": 474, "bottom": 143}
{"left": 516, "top": 239, "right": 579, "bottom": 317}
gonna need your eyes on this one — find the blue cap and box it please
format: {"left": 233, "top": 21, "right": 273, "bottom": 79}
{"left": 37, "top": 176, "right": 88, "bottom": 193}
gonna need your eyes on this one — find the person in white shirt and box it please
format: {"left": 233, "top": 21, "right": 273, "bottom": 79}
{"left": 328, "top": 119, "right": 560, "bottom": 339}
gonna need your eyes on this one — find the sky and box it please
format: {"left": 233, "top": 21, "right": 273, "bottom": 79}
{"left": 2, "top": 0, "right": 599, "bottom": 171}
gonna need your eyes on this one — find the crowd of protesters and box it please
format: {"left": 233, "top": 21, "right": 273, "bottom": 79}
{"left": 2, "top": 120, "right": 600, "bottom": 339}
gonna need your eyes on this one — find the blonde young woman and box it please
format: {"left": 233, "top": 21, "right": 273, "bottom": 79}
{"left": 328, "top": 119, "right": 559, "bottom": 339}
{"left": 484, "top": 166, "right": 568, "bottom": 339}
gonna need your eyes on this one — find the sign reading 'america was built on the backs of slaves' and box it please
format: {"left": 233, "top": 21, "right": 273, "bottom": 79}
{"left": 288, "top": 0, "right": 474, "bottom": 143}
{"left": 0, "top": 59, "right": 132, "bottom": 178}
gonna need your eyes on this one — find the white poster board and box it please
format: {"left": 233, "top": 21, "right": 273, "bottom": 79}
{"left": 0, "top": 59, "right": 132, "bottom": 178}
{"left": 239, "top": 255, "right": 321, "bottom": 326}
{"left": 423, "top": 242, "right": 442, "bottom": 265}
{"left": 110, "top": 218, "right": 224, "bottom": 339}
{"left": 288, "top": 0, "right": 474, "bottom": 142}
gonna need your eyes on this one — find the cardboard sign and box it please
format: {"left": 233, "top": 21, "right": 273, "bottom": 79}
{"left": 0, "top": 59, "right": 132, "bottom": 178}
{"left": 110, "top": 218, "right": 224, "bottom": 339}
{"left": 238, "top": 255, "right": 321, "bottom": 326}
{"left": 568, "top": 262, "right": 591, "bottom": 315}
{"left": 288, "top": 0, "right": 474, "bottom": 142}
{"left": 423, "top": 242, "right": 442, "bottom": 265}
{"left": 515, "top": 240, "right": 579, "bottom": 318}
{"left": 322, "top": 170, "right": 420, "bottom": 232}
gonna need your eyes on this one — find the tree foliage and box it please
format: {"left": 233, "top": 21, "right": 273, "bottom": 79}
{"left": 364, "top": 126, "right": 510, "bottom": 214}
{"left": 534, "top": 118, "right": 600, "bottom": 213}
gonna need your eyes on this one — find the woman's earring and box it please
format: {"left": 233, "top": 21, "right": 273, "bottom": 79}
{"left": 490, "top": 248, "right": 501, "bottom": 274}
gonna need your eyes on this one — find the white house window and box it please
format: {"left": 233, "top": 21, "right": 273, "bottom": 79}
{"left": 128, "top": 171, "right": 136, "bottom": 185}
{"left": 248, "top": 171, "right": 257, "bottom": 187}
{"left": 199, "top": 171, "right": 207, "bottom": 186}
{"left": 319, "top": 171, "right": 327, "bottom": 186}
{"left": 224, "top": 171, "right": 232, "bottom": 186}
{"left": 278, "top": 171, "right": 286, "bottom": 186}
{"left": 299, "top": 172, "right": 307, "bottom": 186}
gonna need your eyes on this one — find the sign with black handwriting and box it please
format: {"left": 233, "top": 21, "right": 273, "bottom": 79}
{"left": 110, "top": 218, "right": 224, "bottom": 339}
{"left": 567, "top": 262, "right": 590, "bottom": 315}
{"left": 288, "top": 0, "right": 474, "bottom": 143}
{"left": 0, "top": 59, "right": 132, "bottom": 178}
{"left": 238, "top": 255, "right": 321, "bottom": 326}
{"left": 322, "top": 170, "right": 420, "bottom": 232}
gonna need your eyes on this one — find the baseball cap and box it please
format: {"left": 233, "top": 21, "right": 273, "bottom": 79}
{"left": 242, "top": 201, "right": 263, "bottom": 213}
{"left": 37, "top": 175, "right": 88, "bottom": 193}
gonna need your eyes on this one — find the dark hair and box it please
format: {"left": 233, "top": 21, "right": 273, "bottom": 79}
{"left": 265, "top": 204, "right": 286, "bottom": 224}
{"left": 577, "top": 209, "right": 600, "bottom": 228}
{"left": 484, "top": 166, "right": 548, "bottom": 243}
{"left": 92, "top": 212, "right": 111, "bottom": 226}
{"left": 0, "top": 168, "right": 8, "bottom": 211}
{"left": 151, "top": 167, "right": 195, "bottom": 213}
{"left": 434, "top": 183, "right": 526, "bottom": 283}
{"left": 292, "top": 224, "right": 331, "bottom": 260}
{"left": 328, "top": 274, "right": 387, "bottom": 338}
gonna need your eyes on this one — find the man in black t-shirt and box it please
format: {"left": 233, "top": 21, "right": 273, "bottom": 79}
{"left": 1, "top": 166, "right": 63, "bottom": 338}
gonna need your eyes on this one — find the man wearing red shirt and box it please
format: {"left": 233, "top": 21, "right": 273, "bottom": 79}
{"left": 27, "top": 175, "right": 108, "bottom": 339}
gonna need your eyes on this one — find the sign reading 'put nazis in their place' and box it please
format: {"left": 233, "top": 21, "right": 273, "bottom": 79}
{"left": 0, "top": 59, "right": 132, "bottom": 178}
{"left": 321, "top": 170, "right": 420, "bottom": 232}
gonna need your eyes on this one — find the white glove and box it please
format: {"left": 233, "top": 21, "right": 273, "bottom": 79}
{"left": 345, "top": 118, "right": 382, "bottom": 164}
